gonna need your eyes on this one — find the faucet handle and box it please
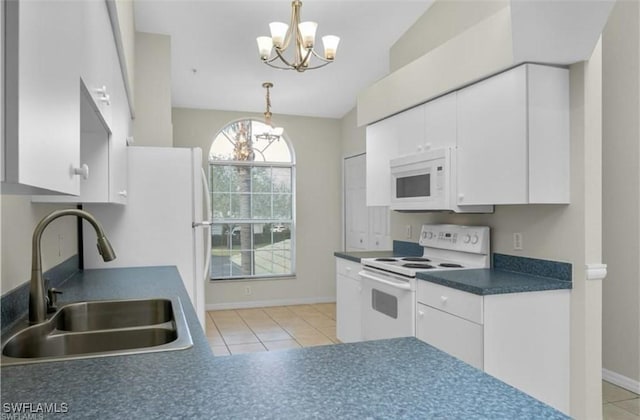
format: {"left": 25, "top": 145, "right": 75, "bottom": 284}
{"left": 46, "top": 288, "right": 63, "bottom": 313}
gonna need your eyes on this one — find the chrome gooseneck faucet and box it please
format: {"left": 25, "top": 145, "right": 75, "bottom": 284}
{"left": 29, "top": 209, "right": 116, "bottom": 324}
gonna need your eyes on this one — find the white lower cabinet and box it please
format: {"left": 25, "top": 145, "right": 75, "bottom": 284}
{"left": 416, "top": 280, "right": 570, "bottom": 414}
{"left": 336, "top": 258, "right": 362, "bottom": 343}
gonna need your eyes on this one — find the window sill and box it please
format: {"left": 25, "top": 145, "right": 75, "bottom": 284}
{"left": 209, "top": 274, "right": 297, "bottom": 283}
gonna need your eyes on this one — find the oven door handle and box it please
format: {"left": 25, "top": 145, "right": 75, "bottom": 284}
{"left": 358, "top": 271, "right": 412, "bottom": 291}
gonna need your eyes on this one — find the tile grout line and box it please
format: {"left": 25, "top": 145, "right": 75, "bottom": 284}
{"left": 206, "top": 310, "right": 230, "bottom": 356}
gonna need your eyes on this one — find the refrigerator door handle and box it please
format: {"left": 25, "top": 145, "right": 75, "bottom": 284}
{"left": 200, "top": 168, "right": 212, "bottom": 281}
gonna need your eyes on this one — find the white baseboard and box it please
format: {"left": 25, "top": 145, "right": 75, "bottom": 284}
{"left": 602, "top": 368, "right": 640, "bottom": 394}
{"left": 205, "top": 296, "right": 336, "bottom": 311}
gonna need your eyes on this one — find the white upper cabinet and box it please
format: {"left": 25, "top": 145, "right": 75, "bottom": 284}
{"left": 423, "top": 92, "right": 457, "bottom": 151}
{"left": 81, "top": 0, "right": 115, "bottom": 130}
{"left": 395, "top": 105, "right": 426, "bottom": 157}
{"left": 456, "top": 64, "right": 570, "bottom": 205}
{"left": 3, "top": 0, "right": 83, "bottom": 195}
{"left": 365, "top": 117, "right": 398, "bottom": 206}
{"left": 31, "top": 0, "right": 130, "bottom": 204}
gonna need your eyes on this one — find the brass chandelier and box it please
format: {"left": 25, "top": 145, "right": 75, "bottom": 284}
{"left": 255, "top": 82, "right": 284, "bottom": 144}
{"left": 256, "top": 0, "right": 340, "bottom": 72}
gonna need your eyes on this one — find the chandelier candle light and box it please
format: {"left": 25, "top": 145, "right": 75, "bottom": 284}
{"left": 256, "top": 0, "right": 340, "bottom": 72}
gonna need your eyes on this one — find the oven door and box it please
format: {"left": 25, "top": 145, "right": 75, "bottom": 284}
{"left": 359, "top": 269, "right": 415, "bottom": 341}
{"left": 390, "top": 148, "right": 449, "bottom": 211}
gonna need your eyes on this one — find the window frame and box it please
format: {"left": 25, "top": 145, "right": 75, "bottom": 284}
{"left": 207, "top": 119, "right": 296, "bottom": 281}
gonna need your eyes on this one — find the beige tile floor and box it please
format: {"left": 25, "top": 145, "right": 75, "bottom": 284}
{"left": 604, "top": 381, "right": 640, "bottom": 420}
{"left": 205, "top": 303, "right": 338, "bottom": 356}
{"left": 208, "top": 305, "right": 640, "bottom": 419}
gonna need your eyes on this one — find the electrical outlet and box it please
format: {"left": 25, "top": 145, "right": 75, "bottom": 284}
{"left": 513, "top": 233, "right": 523, "bottom": 250}
{"left": 405, "top": 225, "right": 412, "bottom": 239}
{"left": 244, "top": 286, "right": 252, "bottom": 296}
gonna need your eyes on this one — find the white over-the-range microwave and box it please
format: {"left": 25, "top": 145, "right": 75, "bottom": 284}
{"left": 389, "top": 147, "right": 493, "bottom": 213}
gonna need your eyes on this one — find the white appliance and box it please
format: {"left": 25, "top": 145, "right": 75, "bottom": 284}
{"left": 359, "top": 224, "right": 490, "bottom": 341}
{"left": 83, "top": 147, "right": 211, "bottom": 329}
{"left": 389, "top": 148, "right": 493, "bottom": 213}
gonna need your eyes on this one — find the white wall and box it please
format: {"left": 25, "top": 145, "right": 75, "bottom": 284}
{"left": 133, "top": 32, "right": 172, "bottom": 147}
{"left": 602, "top": 0, "right": 640, "bottom": 391}
{"left": 172, "top": 108, "right": 342, "bottom": 308}
{"left": 0, "top": 197, "right": 77, "bottom": 295}
{"left": 390, "top": 0, "right": 509, "bottom": 72}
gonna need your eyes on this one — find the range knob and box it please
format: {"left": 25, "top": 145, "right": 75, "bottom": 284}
{"left": 463, "top": 234, "right": 471, "bottom": 244}
{"left": 424, "top": 231, "right": 434, "bottom": 240}
{"left": 471, "top": 234, "right": 479, "bottom": 244}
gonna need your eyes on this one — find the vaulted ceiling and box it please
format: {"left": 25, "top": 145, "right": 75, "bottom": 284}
{"left": 134, "top": 1, "right": 434, "bottom": 119}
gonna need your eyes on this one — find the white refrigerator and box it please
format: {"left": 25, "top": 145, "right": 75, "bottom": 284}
{"left": 83, "top": 147, "right": 211, "bottom": 329}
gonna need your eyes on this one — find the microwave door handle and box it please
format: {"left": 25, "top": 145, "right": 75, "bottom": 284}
{"left": 358, "top": 271, "right": 412, "bottom": 291}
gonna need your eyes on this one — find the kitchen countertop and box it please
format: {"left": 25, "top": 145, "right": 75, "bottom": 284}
{"left": 333, "top": 250, "right": 396, "bottom": 263}
{"left": 1, "top": 266, "right": 568, "bottom": 419}
{"left": 417, "top": 268, "right": 572, "bottom": 295}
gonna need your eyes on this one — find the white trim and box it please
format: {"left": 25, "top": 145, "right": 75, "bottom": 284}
{"left": 602, "top": 368, "right": 640, "bottom": 394}
{"left": 585, "top": 263, "right": 607, "bottom": 281}
{"left": 205, "top": 296, "right": 336, "bottom": 311}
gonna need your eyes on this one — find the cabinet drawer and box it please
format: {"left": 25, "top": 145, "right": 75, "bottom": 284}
{"left": 417, "top": 281, "right": 483, "bottom": 324}
{"left": 416, "top": 303, "right": 483, "bottom": 369}
{"left": 336, "top": 258, "right": 362, "bottom": 281}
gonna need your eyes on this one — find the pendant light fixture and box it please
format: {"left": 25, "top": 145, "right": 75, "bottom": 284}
{"left": 256, "top": 0, "right": 340, "bottom": 72}
{"left": 255, "top": 82, "right": 284, "bottom": 144}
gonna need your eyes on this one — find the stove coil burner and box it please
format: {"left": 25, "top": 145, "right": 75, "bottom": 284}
{"left": 375, "top": 258, "right": 397, "bottom": 262}
{"left": 439, "top": 263, "right": 464, "bottom": 268}
{"left": 402, "top": 263, "right": 435, "bottom": 269}
{"left": 401, "top": 257, "right": 431, "bottom": 262}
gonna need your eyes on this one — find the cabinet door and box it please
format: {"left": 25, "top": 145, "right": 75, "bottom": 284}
{"left": 108, "top": 55, "right": 130, "bottom": 204}
{"left": 81, "top": 0, "right": 115, "bottom": 129}
{"left": 424, "top": 92, "right": 457, "bottom": 150}
{"left": 395, "top": 105, "right": 426, "bottom": 156}
{"left": 4, "top": 0, "right": 82, "bottom": 195}
{"left": 365, "top": 119, "right": 396, "bottom": 206}
{"left": 336, "top": 258, "right": 362, "bottom": 343}
{"left": 416, "top": 303, "right": 483, "bottom": 369}
{"left": 457, "top": 66, "right": 528, "bottom": 205}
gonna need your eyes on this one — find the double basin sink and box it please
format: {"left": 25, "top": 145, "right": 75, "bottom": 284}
{"left": 1, "top": 298, "right": 193, "bottom": 366}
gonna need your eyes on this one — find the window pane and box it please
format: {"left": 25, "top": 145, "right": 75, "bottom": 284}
{"left": 272, "top": 168, "right": 291, "bottom": 193}
{"left": 230, "top": 249, "right": 253, "bottom": 277}
{"left": 252, "top": 194, "right": 271, "bottom": 219}
{"left": 270, "top": 223, "right": 291, "bottom": 247}
{"left": 212, "top": 193, "right": 230, "bottom": 219}
{"left": 272, "top": 249, "right": 291, "bottom": 274}
{"left": 252, "top": 167, "right": 271, "bottom": 193}
{"left": 211, "top": 165, "right": 233, "bottom": 192}
{"left": 273, "top": 194, "right": 292, "bottom": 219}
{"left": 230, "top": 194, "right": 251, "bottom": 219}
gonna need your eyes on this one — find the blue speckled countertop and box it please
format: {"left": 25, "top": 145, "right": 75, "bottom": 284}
{"left": 1, "top": 266, "right": 568, "bottom": 419}
{"left": 417, "top": 269, "right": 572, "bottom": 295}
{"left": 333, "top": 250, "right": 396, "bottom": 263}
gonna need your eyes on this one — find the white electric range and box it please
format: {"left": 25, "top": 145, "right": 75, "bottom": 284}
{"left": 358, "top": 224, "right": 490, "bottom": 341}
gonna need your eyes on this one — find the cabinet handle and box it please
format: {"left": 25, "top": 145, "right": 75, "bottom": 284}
{"left": 345, "top": 267, "right": 351, "bottom": 272}
{"left": 73, "top": 164, "right": 89, "bottom": 180}
{"left": 418, "top": 310, "right": 424, "bottom": 317}
{"left": 99, "top": 93, "right": 111, "bottom": 106}
{"left": 440, "top": 296, "right": 448, "bottom": 304}
{"left": 94, "top": 86, "right": 111, "bottom": 106}
{"left": 458, "top": 194, "right": 464, "bottom": 203}
{"left": 118, "top": 190, "right": 128, "bottom": 197}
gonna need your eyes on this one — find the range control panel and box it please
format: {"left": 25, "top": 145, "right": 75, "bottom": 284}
{"left": 418, "top": 224, "right": 490, "bottom": 254}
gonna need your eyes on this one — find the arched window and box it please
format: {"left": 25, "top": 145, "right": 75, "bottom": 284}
{"left": 208, "top": 119, "right": 295, "bottom": 279}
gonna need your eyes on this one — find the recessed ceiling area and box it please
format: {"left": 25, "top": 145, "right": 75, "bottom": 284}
{"left": 134, "top": 1, "right": 434, "bottom": 119}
